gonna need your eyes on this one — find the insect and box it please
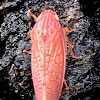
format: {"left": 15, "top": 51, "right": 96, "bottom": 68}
{"left": 23, "top": 9, "right": 82, "bottom": 100}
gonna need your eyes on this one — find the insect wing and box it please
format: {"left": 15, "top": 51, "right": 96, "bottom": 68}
{"left": 31, "top": 29, "right": 45, "bottom": 99}
{"left": 31, "top": 29, "right": 65, "bottom": 100}
{"left": 45, "top": 31, "right": 65, "bottom": 100}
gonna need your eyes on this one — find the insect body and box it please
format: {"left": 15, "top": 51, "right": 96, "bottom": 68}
{"left": 23, "top": 9, "right": 82, "bottom": 100}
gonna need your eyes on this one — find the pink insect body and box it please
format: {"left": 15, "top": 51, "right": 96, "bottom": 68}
{"left": 23, "top": 9, "right": 82, "bottom": 100}
{"left": 30, "top": 10, "right": 66, "bottom": 100}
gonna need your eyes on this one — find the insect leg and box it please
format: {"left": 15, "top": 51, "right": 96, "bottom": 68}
{"left": 62, "top": 27, "right": 76, "bottom": 33}
{"left": 66, "top": 37, "right": 82, "bottom": 59}
{"left": 28, "top": 9, "right": 38, "bottom": 21}
{"left": 63, "top": 79, "right": 70, "bottom": 90}
{"left": 23, "top": 50, "right": 31, "bottom": 54}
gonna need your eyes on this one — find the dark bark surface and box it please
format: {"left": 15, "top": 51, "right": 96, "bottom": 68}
{"left": 0, "top": 0, "right": 100, "bottom": 100}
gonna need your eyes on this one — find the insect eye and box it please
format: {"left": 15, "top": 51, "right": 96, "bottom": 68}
{"left": 55, "top": 14, "right": 59, "bottom": 20}
{"left": 37, "top": 14, "right": 41, "bottom": 20}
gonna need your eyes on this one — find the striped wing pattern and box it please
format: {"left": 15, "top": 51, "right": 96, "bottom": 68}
{"left": 31, "top": 30, "right": 65, "bottom": 100}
